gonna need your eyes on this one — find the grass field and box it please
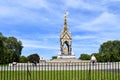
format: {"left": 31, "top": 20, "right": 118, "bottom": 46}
{"left": 0, "top": 70, "right": 120, "bottom": 80}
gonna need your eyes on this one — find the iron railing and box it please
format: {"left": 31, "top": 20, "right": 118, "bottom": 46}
{"left": 0, "top": 62, "right": 120, "bottom": 80}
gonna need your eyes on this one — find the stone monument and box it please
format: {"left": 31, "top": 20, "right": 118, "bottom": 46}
{"left": 57, "top": 11, "right": 76, "bottom": 59}
{"left": 47, "top": 11, "right": 90, "bottom": 63}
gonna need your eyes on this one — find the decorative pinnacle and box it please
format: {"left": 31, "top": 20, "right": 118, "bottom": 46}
{"left": 64, "top": 10, "right": 68, "bottom": 31}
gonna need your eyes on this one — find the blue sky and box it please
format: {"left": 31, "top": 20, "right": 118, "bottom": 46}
{"left": 0, "top": 0, "right": 120, "bottom": 60}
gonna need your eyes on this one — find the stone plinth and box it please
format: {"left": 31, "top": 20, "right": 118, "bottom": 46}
{"left": 48, "top": 58, "right": 90, "bottom": 63}
{"left": 57, "top": 55, "right": 76, "bottom": 59}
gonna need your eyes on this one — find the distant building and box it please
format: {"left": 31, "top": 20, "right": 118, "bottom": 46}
{"left": 91, "top": 55, "right": 97, "bottom": 63}
{"left": 39, "top": 56, "right": 46, "bottom": 63}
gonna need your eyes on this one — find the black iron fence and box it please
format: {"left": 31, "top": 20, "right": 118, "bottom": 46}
{"left": 0, "top": 62, "right": 120, "bottom": 80}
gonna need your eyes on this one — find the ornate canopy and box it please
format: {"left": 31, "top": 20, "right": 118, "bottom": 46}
{"left": 60, "top": 11, "right": 72, "bottom": 55}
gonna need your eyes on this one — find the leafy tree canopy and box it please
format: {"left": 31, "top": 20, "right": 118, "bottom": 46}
{"left": 20, "top": 56, "right": 28, "bottom": 63}
{"left": 79, "top": 53, "right": 91, "bottom": 60}
{"left": 99, "top": 40, "right": 120, "bottom": 62}
{"left": 51, "top": 56, "right": 57, "bottom": 60}
{"left": 27, "top": 53, "right": 40, "bottom": 63}
{"left": 0, "top": 32, "right": 23, "bottom": 64}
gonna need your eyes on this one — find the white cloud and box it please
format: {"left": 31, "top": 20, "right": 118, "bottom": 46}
{"left": 63, "top": 0, "right": 106, "bottom": 11}
{"left": 22, "top": 39, "right": 59, "bottom": 50}
{"left": 73, "top": 35, "right": 96, "bottom": 40}
{"left": 1, "top": 0, "right": 50, "bottom": 9}
{"left": 109, "top": 0, "right": 120, "bottom": 1}
{"left": 90, "top": 12, "right": 115, "bottom": 24}
{"left": 0, "top": 6, "right": 19, "bottom": 17}
{"left": 0, "top": 0, "right": 58, "bottom": 25}
{"left": 74, "top": 11, "right": 120, "bottom": 31}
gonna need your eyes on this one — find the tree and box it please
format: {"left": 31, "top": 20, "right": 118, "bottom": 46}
{"left": 0, "top": 32, "right": 23, "bottom": 64}
{"left": 0, "top": 37, "right": 5, "bottom": 64}
{"left": 6, "top": 37, "right": 23, "bottom": 62}
{"left": 0, "top": 32, "right": 3, "bottom": 37}
{"left": 20, "top": 56, "right": 28, "bottom": 63}
{"left": 79, "top": 53, "right": 91, "bottom": 60}
{"left": 51, "top": 56, "right": 57, "bottom": 60}
{"left": 27, "top": 53, "right": 40, "bottom": 63}
{"left": 99, "top": 40, "right": 120, "bottom": 62}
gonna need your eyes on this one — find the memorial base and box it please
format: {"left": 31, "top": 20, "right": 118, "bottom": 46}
{"left": 57, "top": 55, "right": 76, "bottom": 59}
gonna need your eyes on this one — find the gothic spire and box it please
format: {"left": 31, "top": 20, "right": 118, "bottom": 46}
{"left": 64, "top": 10, "right": 68, "bottom": 31}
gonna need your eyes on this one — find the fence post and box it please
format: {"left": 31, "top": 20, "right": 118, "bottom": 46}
{"left": 88, "top": 62, "right": 91, "bottom": 80}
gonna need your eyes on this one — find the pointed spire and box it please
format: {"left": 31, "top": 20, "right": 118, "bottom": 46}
{"left": 64, "top": 10, "right": 68, "bottom": 31}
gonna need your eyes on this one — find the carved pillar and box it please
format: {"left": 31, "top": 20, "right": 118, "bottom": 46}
{"left": 69, "top": 45, "right": 71, "bottom": 55}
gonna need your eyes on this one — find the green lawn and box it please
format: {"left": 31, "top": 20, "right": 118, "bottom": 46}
{"left": 0, "top": 70, "right": 120, "bottom": 80}
{"left": 0, "top": 64, "right": 9, "bottom": 66}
